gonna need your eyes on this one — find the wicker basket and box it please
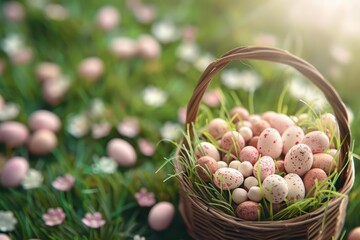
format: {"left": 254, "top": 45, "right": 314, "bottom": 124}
{"left": 176, "top": 46, "right": 354, "bottom": 240}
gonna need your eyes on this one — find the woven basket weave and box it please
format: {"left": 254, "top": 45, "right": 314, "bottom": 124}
{"left": 176, "top": 46, "right": 354, "bottom": 240}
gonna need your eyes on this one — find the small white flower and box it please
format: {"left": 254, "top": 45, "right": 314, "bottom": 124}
{"left": 152, "top": 21, "right": 180, "bottom": 43}
{"left": 160, "top": 122, "right": 181, "bottom": 140}
{"left": 92, "top": 156, "right": 117, "bottom": 174}
{"left": 91, "top": 122, "right": 111, "bottom": 139}
{"left": 133, "top": 234, "right": 146, "bottom": 240}
{"left": 0, "top": 211, "right": 17, "bottom": 232}
{"left": 67, "top": 113, "right": 90, "bottom": 138}
{"left": 194, "top": 53, "right": 214, "bottom": 72}
{"left": 21, "top": 169, "right": 43, "bottom": 190}
{"left": 1, "top": 33, "right": 24, "bottom": 56}
{"left": 0, "top": 102, "right": 20, "bottom": 121}
{"left": 176, "top": 41, "right": 200, "bottom": 63}
{"left": 221, "top": 69, "right": 261, "bottom": 91}
{"left": 88, "top": 98, "right": 105, "bottom": 119}
{"left": 142, "top": 86, "right": 168, "bottom": 108}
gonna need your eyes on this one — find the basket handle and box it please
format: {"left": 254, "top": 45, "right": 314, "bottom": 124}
{"left": 184, "top": 46, "right": 351, "bottom": 186}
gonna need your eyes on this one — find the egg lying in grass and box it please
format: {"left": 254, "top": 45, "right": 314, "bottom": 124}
{"left": 194, "top": 142, "right": 220, "bottom": 161}
{"left": 0, "top": 157, "right": 29, "bottom": 188}
{"left": 195, "top": 156, "right": 218, "bottom": 182}
{"left": 28, "top": 110, "right": 61, "bottom": 132}
{"left": 0, "top": 121, "right": 29, "bottom": 147}
{"left": 107, "top": 138, "right": 137, "bottom": 167}
{"left": 148, "top": 202, "right": 175, "bottom": 231}
{"left": 253, "top": 156, "right": 275, "bottom": 182}
{"left": 28, "top": 129, "right": 58, "bottom": 155}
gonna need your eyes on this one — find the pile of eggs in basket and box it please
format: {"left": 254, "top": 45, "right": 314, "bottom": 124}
{"left": 194, "top": 107, "right": 339, "bottom": 220}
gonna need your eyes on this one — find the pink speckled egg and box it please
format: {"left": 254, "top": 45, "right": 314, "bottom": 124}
{"left": 207, "top": 118, "right": 228, "bottom": 139}
{"left": 301, "top": 131, "right": 329, "bottom": 154}
{"left": 107, "top": 138, "right": 137, "bottom": 167}
{"left": 251, "top": 120, "right": 270, "bottom": 137}
{"left": 282, "top": 126, "right": 304, "bottom": 155}
{"left": 213, "top": 168, "right": 244, "bottom": 190}
{"left": 312, "top": 153, "right": 337, "bottom": 175}
{"left": 303, "top": 168, "right": 328, "bottom": 196}
{"left": 230, "top": 107, "right": 249, "bottom": 123}
{"left": 28, "top": 130, "right": 58, "bottom": 155}
{"left": 236, "top": 201, "right": 260, "bottom": 220}
{"left": 262, "top": 174, "right": 288, "bottom": 204}
{"left": 257, "top": 128, "right": 283, "bottom": 159}
{"left": 0, "top": 121, "right": 29, "bottom": 147}
{"left": 238, "top": 126, "right": 253, "bottom": 142}
{"left": 0, "top": 157, "right": 29, "bottom": 188}
{"left": 194, "top": 142, "right": 220, "bottom": 161}
{"left": 270, "top": 113, "right": 294, "bottom": 135}
{"left": 284, "top": 173, "right": 305, "bottom": 203}
{"left": 77, "top": 57, "right": 104, "bottom": 82}
{"left": 248, "top": 136, "right": 259, "bottom": 148}
{"left": 148, "top": 202, "right": 175, "bottom": 231}
{"left": 253, "top": 156, "right": 275, "bottom": 182}
{"left": 284, "top": 144, "right": 313, "bottom": 176}
{"left": 239, "top": 146, "right": 259, "bottom": 165}
{"left": 28, "top": 110, "right": 61, "bottom": 132}
{"left": 220, "top": 131, "right": 245, "bottom": 155}
{"left": 196, "top": 156, "right": 218, "bottom": 182}
{"left": 348, "top": 227, "right": 360, "bottom": 240}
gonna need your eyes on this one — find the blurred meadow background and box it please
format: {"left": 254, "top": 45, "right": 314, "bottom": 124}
{"left": 0, "top": 0, "right": 359, "bottom": 239}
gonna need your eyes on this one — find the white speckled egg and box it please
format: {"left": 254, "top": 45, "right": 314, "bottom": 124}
{"left": 284, "top": 144, "right": 313, "bottom": 176}
{"left": 312, "top": 153, "right": 337, "bottom": 174}
{"left": 213, "top": 168, "right": 244, "bottom": 190}
{"left": 196, "top": 156, "right": 218, "bottom": 182}
{"left": 284, "top": 173, "right": 305, "bottom": 203}
{"left": 194, "top": 142, "right": 220, "bottom": 161}
{"left": 220, "top": 131, "right": 245, "bottom": 155}
{"left": 303, "top": 168, "right": 328, "bottom": 196}
{"left": 253, "top": 156, "right": 275, "bottom": 182}
{"left": 247, "top": 186, "right": 263, "bottom": 202}
{"left": 0, "top": 157, "right": 29, "bottom": 188}
{"left": 230, "top": 107, "right": 249, "bottom": 123}
{"left": 239, "top": 146, "right": 259, "bottom": 166}
{"left": 238, "top": 161, "right": 253, "bottom": 177}
{"left": 257, "top": 128, "right": 283, "bottom": 159}
{"left": 0, "top": 121, "right": 29, "bottom": 147}
{"left": 270, "top": 113, "right": 295, "bottom": 135}
{"left": 207, "top": 118, "right": 228, "bottom": 139}
{"left": 262, "top": 174, "right": 289, "bottom": 204}
{"left": 282, "top": 126, "right": 304, "bottom": 155}
{"left": 236, "top": 201, "right": 260, "bottom": 220}
{"left": 28, "top": 129, "right": 58, "bottom": 155}
{"left": 244, "top": 176, "right": 259, "bottom": 190}
{"left": 232, "top": 188, "right": 248, "bottom": 204}
{"left": 28, "top": 110, "right": 61, "bottom": 132}
{"left": 238, "top": 126, "right": 253, "bottom": 142}
{"left": 107, "top": 138, "right": 137, "bottom": 167}
{"left": 301, "top": 131, "right": 329, "bottom": 154}
{"left": 148, "top": 202, "right": 175, "bottom": 231}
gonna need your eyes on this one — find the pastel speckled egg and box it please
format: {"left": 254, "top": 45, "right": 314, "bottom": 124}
{"left": 257, "top": 128, "right": 283, "bottom": 159}
{"left": 312, "top": 153, "right": 337, "bottom": 175}
{"left": 251, "top": 120, "right": 270, "bottom": 137}
{"left": 194, "top": 142, "right": 220, "bottom": 161}
{"left": 284, "top": 144, "right": 313, "bottom": 176}
{"left": 213, "top": 168, "right": 244, "bottom": 190}
{"left": 270, "top": 113, "right": 295, "bottom": 135}
{"left": 348, "top": 227, "right": 360, "bottom": 240}
{"left": 230, "top": 107, "right": 249, "bottom": 123}
{"left": 284, "top": 173, "right": 305, "bottom": 203}
{"left": 239, "top": 146, "right": 259, "bottom": 165}
{"left": 0, "top": 157, "right": 29, "bottom": 188}
{"left": 0, "top": 121, "right": 29, "bottom": 147}
{"left": 262, "top": 174, "right": 289, "bottom": 204}
{"left": 220, "top": 131, "right": 245, "bottom": 155}
{"left": 301, "top": 131, "right": 329, "bottom": 154}
{"left": 253, "top": 156, "right": 275, "bottom": 182}
{"left": 196, "top": 156, "right": 218, "bottom": 182}
{"left": 236, "top": 201, "right": 260, "bottom": 221}
{"left": 148, "top": 202, "right": 175, "bottom": 231}
{"left": 28, "top": 129, "right": 58, "bottom": 155}
{"left": 107, "top": 138, "right": 137, "bottom": 167}
{"left": 303, "top": 168, "right": 328, "bottom": 196}
{"left": 207, "top": 118, "right": 228, "bottom": 139}
{"left": 28, "top": 110, "right": 61, "bottom": 132}
{"left": 232, "top": 188, "right": 248, "bottom": 204}
{"left": 282, "top": 126, "right": 304, "bottom": 155}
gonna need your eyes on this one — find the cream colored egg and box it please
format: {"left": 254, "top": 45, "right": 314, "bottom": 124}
{"left": 284, "top": 173, "right": 305, "bottom": 203}
{"left": 232, "top": 188, "right": 248, "bottom": 204}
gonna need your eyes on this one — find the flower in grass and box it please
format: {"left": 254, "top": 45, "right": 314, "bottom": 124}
{"left": 135, "top": 188, "right": 156, "bottom": 207}
{"left": 88, "top": 98, "right": 106, "bottom": 119}
{"left": 176, "top": 41, "right": 200, "bottom": 63}
{"left": 137, "top": 138, "right": 156, "bottom": 157}
{"left": 45, "top": 3, "right": 68, "bottom": 21}
{"left": 160, "top": 122, "right": 181, "bottom": 140}
{"left": 82, "top": 212, "right": 106, "bottom": 229}
{"left": 52, "top": 174, "right": 75, "bottom": 191}
{"left": 42, "top": 208, "right": 66, "bottom": 226}
{"left": 21, "top": 169, "right": 43, "bottom": 190}
{"left": 117, "top": 117, "right": 140, "bottom": 137}
{"left": 92, "top": 156, "right": 117, "bottom": 174}
{"left": 91, "top": 121, "right": 111, "bottom": 139}
{"left": 152, "top": 21, "right": 180, "bottom": 43}
{"left": 194, "top": 53, "right": 214, "bottom": 72}
{"left": 0, "top": 102, "right": 20, "bottom": 121}
{"left": 142, "top": 86, "right": 168, "bottom": 108}
{"left": 221, "top": 69, "right": 261, "bottom": 91}
{"left": 133, "top": 234, "right": 146, "bottom": 240}
{"left": 1, "top": 33, "right": 23, "bottom": 56}
{"left": 0, "top": 211, "right": 17, "bottom": 232}
{"left": 67, "top": 113, "right": 90, "bottom": 138}
{"left": 202, "top": 89, "right": 222, "bottom": 107}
